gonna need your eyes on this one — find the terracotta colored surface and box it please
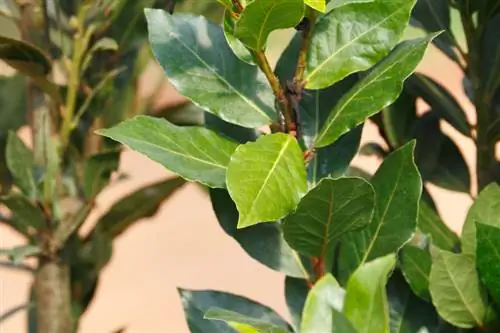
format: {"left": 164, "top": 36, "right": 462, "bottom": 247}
{"left": 1, "top": 45, "right": 475, "bottom": 333}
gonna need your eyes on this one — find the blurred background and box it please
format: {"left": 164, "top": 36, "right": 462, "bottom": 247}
{"left": 1, "top": 2, "right": 475, "bottom": 332}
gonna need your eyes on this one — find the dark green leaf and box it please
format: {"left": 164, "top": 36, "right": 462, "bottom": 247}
{"left": 210, "top": 188, "right": 309, "bottom": 278}
{"left": 0, "top": 35, "right": 51, "bottom": 76}
{"left": 315, "top": 35, "right": 436, "bottom": 148}
{"left": 429, "top": 249, "right": 487, "bottom": 328}
{"left": 226, "top": 133, "right": 307, "bottom": 228}
{"left": 284, "top": 277, "right": 309, "bottom": 332}
{"left": 387, "top": 270, "right": 438, "bottom": 333}
{"left": 338, "top": 142, "right": 421, "bottom": 280}
{"left": 154, "top": 102, "right": 205, "bottom": 127}
{"left": 0, "top": 193, "right": 46, "bottom": 233}
{"left": 204, "top": 308, "right": 290, "bottom": 333}
{"left": 300, "top": 274, "right": 355, "bottom": 333}
{"left": 6, "top": 132, "right": 37, "bottom": 199}
{"left": 461, "top": 183, "right": 500, "bottom": 256}
{"left": 283, "top": 177, "right": 375, "bottom": 265}
{"left": 98, "top": 116, "right": 238, "bottom": 188}
{"left": 83, "top": 151, "right": 121, "bottom": 199}
{"left": 95, "top": 176, "right": 186, "bottom": 238}
{"left": 179, "top": 288, "right": 290, "bottom": 333}
{"left": 399, "top": 245, "right": 432, "bottom": 301}
{"left": 476, "top": 222, "right": 500, "bottom": 306}
{"left": 305, "top": 0, "right": 417, "bottom": 89}
{"left": 145, "top": 9, "right": 275, "bottom": 128}
{"left": 406, "top": 74, "right": 470, "bottom": 136}
{"left": 204, "top": 112, "right": 259, "bottom": 144}
{"left": 234, "top": 0, "right": 304, "bottom": 51}
{"left": 0, "top": 75, "right": 27, "bottom": 136}
{"left": 417, "top": 200, "right": 459, "bottom": 250}
{"left": 481, "top": 12, "right": 500, "bottom": 96}
{"left": 381, "top": 88, "right": 417, "bottom": 148}
{"left": 343, "top": 254, "right": 396, "bottom": 333}
{"left": 359, "top": 142, "right": 387, "bottom": 158}
{"left": 486, "top": 118, "right": 500, "bottom": 146}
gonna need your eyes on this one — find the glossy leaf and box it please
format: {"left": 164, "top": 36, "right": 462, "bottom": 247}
{"left": 0, "top": 193, "right": 46, "bottom": 233}
{"left": 204, "top": 308, "right": 290, "bottom": 333}
{"left": 284, "top": 277, "right": 309, "bottom": 332}
{"left": 305, "top": 0, "right": 417, "bottom": 89}
{"left": 300, "top": 274, "right": 355, "bottom": 333}
{"left": 210, "top": 188, "right": 308, "bottom": 278}
{"left": 83, "top": 151, "right": 121, "bottom": 199}
{"left": 343, "top": 254, "right": 396, "bottom": 333}
{"left": 417, "top": 200, "right": 458, "bottom": 251}
{"left": 381, "top": 89, "right": 417, "bottom": 148}
{"left": 476, "top": 222, "right": 500, "bottom": 306}
{"left": 98, "top": 116, "right": 239, "bottom": 188}
{"left": 179, "top": 289, "right": 290, "bottom": 333}
{"left": 223, "top": 10, "right": 255, "bottom": 65}
{"left": 234, "top": 0, "right": 304, "bottom": 51}
{"left": 399, "top": 245, "right": 432, "bottom": 301}
{"left": 145, "top": 9, "right": 275, "bottom": 128}
{"left": 429, "top": 249, "right": 487, "bottom": 328}
{"left": 406, "top": 74, "right": 469, "bottom": 136}
{"left": 325, "top": 0, "right": 374, "bottom": 11}
{"left": 461, "top": 183, "right": 500, "bottom": 256}
{"left": 315, "top": 35, "right": 436, "bottom": 148}
{"left": 226, "top": 133, "right": 307, "bottom": 228}
{"left": 338, "top": 142, "right": 421, "bottom": 279}
{"left": 95, "top": 177, "right": 186, "bottom": 238}
{"left": 6, "top": 132, "right": 37, "bottom": 199}
{"left": 0, "top": 35, "right": 51, "bottom": 76}
{"left": 305, "top": 0, "right": 325, "bottom": 12}
{"left": 283, "top": 177, "right": 375, "bottom": 261}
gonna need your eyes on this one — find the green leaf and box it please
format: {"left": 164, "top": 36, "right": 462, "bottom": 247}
{"left": 0, "top": 303, "right": 33, "bottom": 323}
{"left": 417, "top": 200, "right": 458, "bottom": 251}
{"left": 284, "top": 277, "right": 310, "bottom": 332}
{"left": 283, "top": 177, "right": 375, "bottom": 264}
{"left": 0, "top": 245, "right": 40, "bottom": 264}
{"left": 226, "top": 133, "right": 307, "bottom": 228}
{"left": 429, "top": 249, "right": 487, "bottom": 328}
{"left": 179, "top": 289, "right": 291, "bottom": 333}
{"left": 0, "top": 193, "right": 46, "bottom": 233}
{"left": 476, "top": 222, "right": 500, "bottom": 306}
{"left": 387, "top": 271, "right": 439, "bottom": 333}
{"left": 300, "top": 274, "right": 356, "bottom": 333}
{"left": 6, "top": 132, "right": 37, "bottom": 199}
{"left": 83, "top": 151, "right": 121, "bottom": 199}
{"left": 461, "top": 183, "right": 500, "bottom": 256}
{"left": 145, "top": 9, "right": 276, "bottom": 128}
{"left": 0, "top": 75, "right": 27, "bottom": 136}
{"left": 98, "top": 116, "right": 238, "bottom": 188}
{"left": 223, "top": 10, "right": 255, "bottom": 65}
{"left": 305, "top": 0, "right": 326, "bottom": 12}
{"left": 326, "top": 0, "right": 374, "bottom": 12}
{"left": 305, "top": 0, "right": 417, "bottom": 89}
{"left": 204, "top": 308, "right": 290, "bottom": 333}
{"left": 406, "top": 74, "right": 470, "bottom": 136}
{"left": 381, "top": 88, "right": 417, "bottom": 148}
{"left": 234, "top": 0, "right": 304, "bottom": 51}
{"left": 343, "top": 254, "right": 396, "bottom": 333}
{"left": 216, "top": 0, "right": 234, "bottom": 10}
{"left": 210, "top": 188, "right": 309, "bottom": 278}
{"left": 399, "top": 245, "right": 432, "bottom": 301}
{"left": 95, "top": 176, "right": 186, "bottom": 238}
{"left": 314, "top": 35, "right": 436, "bottom": 148}
{"left": 338, "top": 142, "right": 421, "bottom": 280}
{"left": 0, "top": 35, "right": 51, "bottom": 76}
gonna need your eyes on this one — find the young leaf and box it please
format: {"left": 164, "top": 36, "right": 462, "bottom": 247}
{"left": 305, "top": 0, "right": 417, "bottom": 89}
{"left": 283, "top": 177, "right": 375, "bottom": 263}
{"left": 399, "top": 245, "right": 432, "bottom": 301}
{"left": 226, "top": 133, "right": 307, "bottom": 228}
{"left": 223, "top": 10, "right": 255, "bottom": 65}
{"left": 204, "top": 308, "right": 290, "bottom": 333}
{"left": 179, "top": 289, "right": 291, "bottom": 333}
{"left": 234, "top": 0, "right": 305, "bottom": 51}
{"left": 210, "top": 188, "right": 309, "bottom": 278}
{"left": 305, "top": 0, "right": 326, "bottom": 12}
{"left": 476, "top": 222, "right": 500, "bottom": 306}
{"left": 338, "top": 142, "right": 421, "bottom": 279}
{"left": 461, "top": 183, "right": 500, "bottom": 256}
{"left": 98, "top": 116, "right": 239, "bottom": 188}
{"left": 0, "top": 193, "right": 46, "bottom": 233}
{"left": 93, "top": 176, "right": 186, "bottom": 238}
{"left": 314, "top": 35, "right": 436, "bottom": 148}
{"left": 83, "top": 151, "right": 121, "bottom": 199}
{"left": 417, "top": 200, "right": 459, "bottom": 251}
{"left": 300, "top": 274, "right": 355, "bottom": 333}
{"left": 429, "top": 249, "right": 487, "bottom": 328}
{"left": 343, "top": 254, "right": 396, "bottom": 333}
{"left": 284, "top": 277, "right": 310, "bottom": 332}
{"left": 145, "top": 9, "right": 275, "bottom": 128}
{"left": 6, "top": 132, "right": 38, "bottom": 199}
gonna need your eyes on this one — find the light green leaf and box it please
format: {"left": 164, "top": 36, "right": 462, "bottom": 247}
{"left": 461, "top": 183, "right": 500, "bottom": 256}
{"left": 223, "top": 10, "right": 255, "bottom": 65}
{"left": 300, "top": 274, "right": 355, "bottom": 333}
{"left": 145, "top": 9, "right": 275, "bottom": 128}
{"left": 338, "top": 142, "right": 421, "bottom": 281}
{"left": 6, "top": 132, "right": 37, "bottom": 199}
{"left": 234, "top": 0, "right": 304, "bottom": 51}
{"left": 476, "top": 222, "right": 500, "bottom": 306}
{"left": 305, "top": 0, "right": 326, "bottom": 12}
{"left": 204, "top": 308, "right": 290, "bottom": 333}
{"left": 83, "top": 151, "right": 121, "bottom": 199}
{"left": 326, "top": 0, "right": 374, "bottom": 12}
{"left": 399, "top": 244, "right": 432, "bottom": 301}
{"left": 217, "top": 0, "right": 234, "bottom": 10}
{"left": 305, "top": 0, "right": 417, "bottom": 89}
{"left": 314, "top": 35, "right": 436, "bottom": 148}
{"left": 0, "top": 245, "right": 40, "bottom": 264}
{"left": 344, "top": 254, "right": 396, "bottom": 333}
{"left": 98, "top": 116, "right": 238, "bottom": 188}
{"left": 429, "top": 249, "right": 487, "bottom": 328}
{"left": 283, "top": 177, "right": 374, "bottom": 262}
{"left": 227, "top": 133, "right": 307, "bottom": 228}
